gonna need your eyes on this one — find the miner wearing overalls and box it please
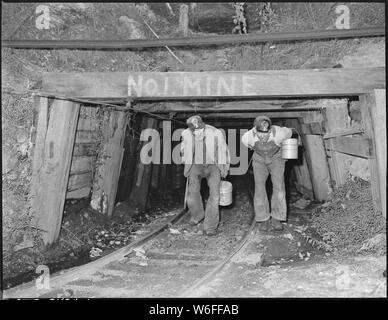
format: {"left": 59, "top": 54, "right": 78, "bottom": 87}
{"left": 242, "top": 116, "right": 292, "bottom": 231}
{"left": 181, "top": 115, "right": 230, "bottom": 236}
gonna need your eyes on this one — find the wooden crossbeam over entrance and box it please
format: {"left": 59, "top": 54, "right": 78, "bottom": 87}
{"left": 41, "top": 68, "right": 385, "bottom": 100}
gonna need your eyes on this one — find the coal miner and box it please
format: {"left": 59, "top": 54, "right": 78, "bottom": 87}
{"left": 242, "top": 116, "right": 292, "bottom": 231}
{"left": 181, "top": 115, "right": 230, "bottom": 236}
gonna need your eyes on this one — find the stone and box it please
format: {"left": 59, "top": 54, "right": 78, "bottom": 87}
{"left": 301, "top": 57, "right": 337, "bottom": 69}
{"left": 118, "top": 16, "right": 146, "bottom": 40}
{"left": 349, "top": 158, "right": 370, "bottom": 181}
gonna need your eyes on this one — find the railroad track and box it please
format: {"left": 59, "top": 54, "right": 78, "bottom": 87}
{"left": 4, "top": 176, "right": 257, "bottom": 298}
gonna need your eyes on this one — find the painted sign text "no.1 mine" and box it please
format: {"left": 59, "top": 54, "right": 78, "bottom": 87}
{"left": 128, "top": 73, "right": 258, "bottom": 98}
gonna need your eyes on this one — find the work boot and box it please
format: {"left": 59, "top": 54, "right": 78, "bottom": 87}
{"left": 203, "top": 229, "right": 217, "bottom": 236}
{"left": 271, "top": 218, "right": 284, "bottom": 231}
{"left": 257, "top": 220, "right": 270, "bottom": 231}
{"left": 188, "top": 220, "right": 199, "bottom": 227}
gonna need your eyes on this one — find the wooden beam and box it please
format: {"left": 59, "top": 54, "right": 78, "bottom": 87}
{"left": 31, "top": 99, "right": 80, "bottom": 244}
{"left": 150, "top": 164, "right": 160, "bottom": 190}
{"left": 360, "top": 93, "right": 381, "bottom": 213}
{"left": 128, "top": 117, "right": 159, "bottom": 210}
{"left": 67, "top": 172, "right": 93, "bottom": 192}
{"left": 66, "top": 187, "right": 91, "bottom": 199}
{"left": 369, "top": 89, "right": 386, "bottom": 218}
{"left": 322, "top": 128, "right": 364, "bottom": 139}
{"left": 41, "top": 68, "right": 385, "bottom": 99}
{"left": 303, "top": 134, "right": 332, "bottom": 201}
{"left": 322, "top": 102, "right": 351, "bottom": 187}
{"left": 300, "top": 122, "right": 323, "bottom": 135}
{"left": 72, "top": 143, "right": 99, "bottom": 156}
{"left": 329, "top": 136, "right": 373, "bottom": 158}
{"left": 69, "top": 156, "right": 96, "bottom": 175}
{"left": 139, "top": 101, "right": 317, "bottom": 113}
{"left": 90, "top": 110, "right": 127, "bottom": 217}
{"left": 284, "top": 119, "right": 314, "bottom": 200}
{"left": 177, "top": 111, "right": 312, "bottom": 119}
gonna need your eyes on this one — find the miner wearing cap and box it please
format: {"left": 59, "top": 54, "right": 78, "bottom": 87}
{"left": 241, "top": 116, "right": 292, "bottom": 231}
{"left": 181, "top": 115, "right": 230, "bottom": 236}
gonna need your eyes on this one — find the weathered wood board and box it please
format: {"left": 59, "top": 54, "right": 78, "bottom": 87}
{"left": 369, "top": 89, "right": 386, "bottom": 218}
{"left": 31, "top": 99, "right": 80, "bottom": 244}
{"left": 360, "top": 93, "right": 381, "bottom": 213}
{"left": 66, "top": 187, "right": 91, "bottom": 199}
{"left": 303, "top": 134, "right": 332, "bottom": 201}
{"left": 72, "top": 143, "right": 100, "bottom": 156}
{"left": 42, "top": 68, "right": 385, "bottom": 99}
{"left": 90, "top": 110, "right": 127, "bottom": 217}
{"left": 69, "top": 156, "right": 96, "bottom": 175}
{"left": 330, "top": 136, "right": 372, "bottom": 158}
{"left": 67, "top": 172, "right": 93, "bottom": 192}
{"left": 322, "top": 102, "right": 351, "bottom": 187}
{"left": 75, "top": 130, "right": 102, "bottom": 144}
{"left": 129, "top": 117, "right": 159, "bottom": 210}
{"left": 285, "top": 119, "right": 314, "bottom": 200}
{"left": 76, "top": 117, "right": 100, "bottom": 131}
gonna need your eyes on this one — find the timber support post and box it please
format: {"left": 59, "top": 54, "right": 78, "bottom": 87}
{"left": 298, "top": 113, "right": 332, "bottom": 201}
{"left": 284, "top": 118, "right": 314, "bottom": 200}
{"left": 90, "top": 108, "right": 128, "bottom": 217}
{"left": 128, "top": 116, "right": 159, "bottom": 211}
{"left": 31, "top": 98, "right": 80, "bottom": 244}
{"left": 360, "top": 90, "right": 386, "bottom": 217}
{"left": 321, "top": 100, "right": 351, "bottom": 187}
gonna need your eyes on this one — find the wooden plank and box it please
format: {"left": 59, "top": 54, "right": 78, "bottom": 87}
{"left": 128, "top": 117, "right": 159, "bottom": 210}
{"left": 69, "top": 156, "right": 96, "bottom": 175}
{"left": 76, "top": 117, "right": 100, "bottom": 131}
{"left": 31, "top": 97, "right": 48, "bottom": 177}
{"left": 66, "top": 187, "right": 91, "bottom": 199}
{"left": 75, "top": 130, "right": 102, "bottom": 144}
{"left": 370, "top": 89, "right": 386, "bottom": 218}
{"left": 300, "top": 122, "right": 323, "bottom": 135}
{"left": 360, "top": 93, "right": 381, "bottom": 213}
{"left": 329, "top": 136, "right": 372, "bottom": 158}
{"left": 90, "top": 110, "right": 127, "bottom": 217}
{"left": 322, "top": 102, "right": 351, "bottom": 187}
{"left": 72, "top": 143, "right": 100, "bottom": 156}
{"left": 303, "top": 135, "right": 332, "bottom": 201}
{"left": 180, "top": 111, "right": 311, "bottom": 119}
{"left": 67, "top": 172, "right": 93, "bottom": 192}
{"left": 41, "top": 68, "right": 385, "bottom": 99}
{"left": 139, "top": 100, "right": 316, "bottom": 113}
{"left": 150, "top": 164, "right": 160, "bottom": 190}
{"left": 323, "top": 128, "right": 364, "bottom": 139}
{"left": 31, "top": 99, "right": 80, "bottom": 244}
{"left": 285, "top": 119, "right": 314, "bottom": 200}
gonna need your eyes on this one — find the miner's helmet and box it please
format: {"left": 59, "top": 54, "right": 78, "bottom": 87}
{"left": 254, "top": 115, "right": 272, "bottom": 133}
{"left": 186, "top": 115, "right": 205, "bottom": 131}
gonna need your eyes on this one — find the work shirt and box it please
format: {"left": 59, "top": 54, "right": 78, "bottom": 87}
{"left": 241, "top": 125, "right": 292, "bottom": 151}
{"left": 181, "top": 124, "right": 230, "bottom": 177}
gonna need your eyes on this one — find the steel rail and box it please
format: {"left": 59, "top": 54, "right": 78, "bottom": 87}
{"left": 3, "top": 208, "right": 189, "bottom": 298}
{"left": 178, "top": 175, "right": 257, "bottom": 297}
{"left": 2, "top": 27, "right": 385, "bottom": 50}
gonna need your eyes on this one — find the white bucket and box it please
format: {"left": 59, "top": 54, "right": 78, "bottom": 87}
{"left": 282, "top": 138, "right": 298, "bottom": 159}
{"left": 219, "top": 181, "right": 233, "bottom": 206}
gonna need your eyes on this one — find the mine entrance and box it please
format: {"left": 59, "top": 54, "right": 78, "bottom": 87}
{"left": 31, "top": 68, "right": 385, "bottom": 246}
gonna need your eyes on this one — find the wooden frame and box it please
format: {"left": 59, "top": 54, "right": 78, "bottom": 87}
{"left": 31, "top": 68, "right": 386, "bottom": 244}
{"left": 41, "top": 68, "right": 385, "bottom": 99}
